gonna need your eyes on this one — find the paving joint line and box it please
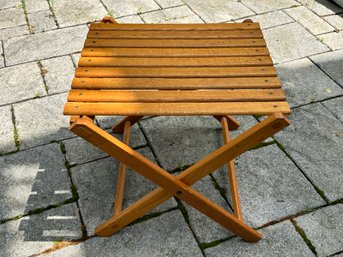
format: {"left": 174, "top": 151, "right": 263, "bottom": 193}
{"left": 320, "top": 101, "right": 343, "bottom": 124}
{"left": 46, "top": 0, "right": 59, "bottom": 28}
{"left": 290, "top": 219, "right": 318, "bottom": 255}
{"left": 180, "top": 2, "right": 206, "bottom": 23}
{"left": 10, "top": 105, "right": 20, "bottom": 150}
{"left": 1, "top": 39, "right": 6, "bottom": 67}
{"left": 37, "top": 60, "right": 49, "bottom": 94}
{"left": 20, "top": 0, "right": 33, "bottom": 34}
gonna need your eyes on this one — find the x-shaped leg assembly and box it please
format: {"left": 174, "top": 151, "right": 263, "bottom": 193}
{"left": 70, "top": 113, "right": 290, "bottom": 242}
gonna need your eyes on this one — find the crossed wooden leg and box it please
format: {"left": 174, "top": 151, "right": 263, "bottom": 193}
{"left": 70, "top": 113, "right": 290, "bottom": 242}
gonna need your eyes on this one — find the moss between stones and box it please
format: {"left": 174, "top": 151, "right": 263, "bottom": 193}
{"left": 176, "top": 199, "right": 190, "bottom": 224}
{"left": 198, "top": 238, "right": 228, "bottom": 250}
{"left": 291, "top": 219, "right": 317, "bottom": 255}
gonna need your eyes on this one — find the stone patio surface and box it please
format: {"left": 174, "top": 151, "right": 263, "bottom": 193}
{"left": 0, "top": 0, "right": 342, "bottom": 256}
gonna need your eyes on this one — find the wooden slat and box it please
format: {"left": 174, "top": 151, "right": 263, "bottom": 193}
{"left": 67, "top": 89, "right": 286, "bottom": 102}
{"left": 78, "top": 56, "right": 273, "bottom": 67}
{"left": 84, "top": 38, "right": 266, "bottom": 48}
{"left": 89, "top": 23, "right": 261, "bottom": 31}
{"left": 75, "top": 67, "right": 276, "bottom": 78}
{"left": 71, "top": 77, "right": 281, "bottom": 89}
{"left": 64, "top": 102, "right": 291, "bottom": 116}
{"left": 87, "top": 30, "right": 263, "bottom": 39}
{"left": 81, "top": 47, "right": 270, "bottom": 57}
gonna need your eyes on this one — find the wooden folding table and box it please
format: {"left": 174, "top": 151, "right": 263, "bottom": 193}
{"left": 64, "top": 17, "right": 291, "bottom": 242}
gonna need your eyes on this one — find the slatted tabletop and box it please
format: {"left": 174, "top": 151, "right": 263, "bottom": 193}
{"left": 64, "top": 22, "right": 291, "bottom": 116}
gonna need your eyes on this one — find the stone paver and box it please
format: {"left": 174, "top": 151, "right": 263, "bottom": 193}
{"left": 204, "top": 221, "right": 315, "bottom": 257}
{"left": 45, "top": 210, "right": 202, "bottom": 257}
{"left": 296, "top": 204, "right": 343, "bottom": 257}
{"left": 0, "top": 62, "right": 46, "bottom": 105}
{"left": 64, "top": 126, "right": 146, "bottom": 165}
{"left": 41, "top": 55, "right": 75, "bottom": 94}
{"left": 154, "top": 0, "right": 184, "bottom": 8}
{"left": 183, "top": 0, "right": 254, "bottom": 23}
{"left": 274, "top": 103, "right": 343, "bottom": 202}
{"left": 53, "top": 0, "right": 107, "bottom": 27}
{"left": 320, "top": 31, "right": 343, "bottom": 50}
{"left": 0, "top": 203, "right": 82, "bottom": 257}
{"left": 285, "top": 6, "right": 334, "bottom": 35}
{"left": 27, "top": 10, "right": 58, "bottom": 33}
{"left": 0, "top": 7, "right": 26, "bottom": 29}
{"left": 4, "top": 25, "right": 88, "bottom": 65}
{"left": 13, "top": 93, "right": 72, "bottom": 149}
{"left": 71, "top": 148, "right": 177, "bottom": 234}
{"left": 322, "top": 97, "right": 343, "bottom": 123}
{"left": 0, "top": 24, "right": 29, "bottom": 40}
{"left": 0, "top": 106, "right": 16, "bottom": 154}
{"left": 323, "top": 14, "right": 343, "bottom": 30}
{"left": 263, "top": 22, "right": 329, "bottom": 63}
{"left": 25, "top": 0, "right": 50, "bottom": 13}
{"left": 276, "top": 58, "right": 343, "bottom": 107}
{"left": 71, "top": 53, "right": 81, "bottom": 66}
{"left": 213, "top": 144, "right": 325, "bottom": 228}
{"left": 298, "top": 0, "right": 343, "bottom": 16}
{"left": 0, "top": 143, "right": 72, "bottom": 220}
{"left": 236, "top": 11, "right": 293, "bottom": 30}
{"left": 184, "top": 175, "right": 234, "bottom": 243}
{"left": 102, "top": 0, "right": 160, "bottom": 17}
{"left": 241, "top": 0, "right": 298, "bottom": 14}
{"left": 140, "top": 5, "right": 203, "bottom": 23}
{"left": 310, "top": 49, "right": 343, "bottom": 87}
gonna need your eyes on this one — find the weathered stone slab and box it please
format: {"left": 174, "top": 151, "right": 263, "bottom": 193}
{"left": 45, "top": 210, "right": 202, "bottom": 257}
{"left": 0, "top": 62, "right": 46, "bottom": 105}
{"left": 0, "top": 7, "right": 26, "bottom": 29}
{"left": 324, "top": 14, "right": 343, "bottom": 30}
{"left": 53, "top": 0, "right": 107, "bottom": 27}
{"left": 295, "top": 204, "right": 343, "bottom": 257}
{"left": 213, "top": 144, "right": 325, "bottom": 228}
{"left": 204, "top": 221, "right": 315, "bottom": 257}
{"left": 4, "top": 25, "right": 88, "bottom": 65}
{"left": 263, "top": 22, "right": 329, "bottom": 63}
{"left": 116, "top": 15, "right": 144, "bottom": 23}
{"left": 182, "top": 0, "right": 254, "bottom": 23}
{"left": 320, "top": 31, "right": 343, "bottom": 50}
{"left": 64, "top": 126, "right": 146, "bottom": 165}
{"left": 140, "top": 115, "right": 260, "bottom": 171}
{"left": 285, "top": 6, "right": 334, "bottom": 35}
{"left": 0, "top": 24, "right": 29, "bottom": 40}
{"left": 154, "top": 0, "right": 184, "bottom": 8}
{"left": 0, "top": 143, "right": 72, "bottom": 220}
{"left": 184, "top": 175, "right": 234, "bottom": 243}
{"left": 25, "top": 0, "right": 50, "bottom": 13}
{"left": 236, "top": 11, "right": 293, "bottom": 30}
{"left": 276, "top": 58, "right": 343, "bottom": 107}
{"left": 28, "top": 10, "right": 57, "bottom": 33}
{"left": 71, "top": 148, "right": 177, "bottom": 234}
{"left": 101, "top": 0, "right": 160, "bottom": 17}
{"left": 140, "top": 5, "right": 203, "bottom": 23}
{"left": 13, "top": 93, "right": 72, "bottom": 149}
{"left": 322, "top": 97, "right": 343, "bottom": 123}
{"left": 0, "top": 105, "right": 16, "bottom": 154}
{"left": 310, "top": 49, "right": 343, "bottom": 87}
{"left": 41, "top": 55, "right": 75, "bottom": 94}
{"left": 274, "top": 103, "right": 343, "bottom": 202}
{"left": 241, "top": 0, "right": 298, "bottom": 13}
{"left": 298, "top": 0, "right": 343, "bottom": 16}
{"left": 0, "top": 203, "right": 82, "bottom": 257}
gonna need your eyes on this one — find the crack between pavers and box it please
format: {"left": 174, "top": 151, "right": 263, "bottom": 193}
{"left": 59, "top": 141, "right": 88, "bottom": 239}
{"left": 10, "top": 105, "right": 20, "bottom": 150}
{"left": 1, "top": 39, "right": 6, "bottom": 67}
{"left": 20, "top": 0, "right": 33, "bottom": 34}
{"left": 180, "top": 2, "right": 206, "bottom": 23}
{"left": 289, "top": 93, "right": 343, "bottom": 110}
{"left": 209, "top": 174, "right": 234, "bottom": 213}
{"left": 46, "top": 0, "right": 59, "bottom": 28}
{"left": 291, "top": 219, "right": 318, "bottom": 256}
{"left": 37, "top": 60, "right": 49, "bottom": 95}
{"left": 175, "top": 198, "right": 207, "bottom": 257}
{"left": 329, "top": 249, "right": 343, "bottom": 256}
